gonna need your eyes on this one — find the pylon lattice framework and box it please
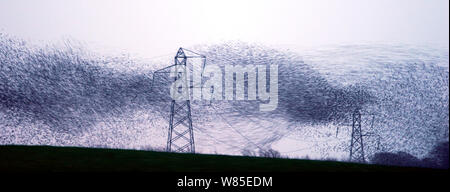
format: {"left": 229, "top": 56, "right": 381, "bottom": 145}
{"left": 166, "top": 48, "right": 205, "bottom": 153}
{"left": 349, "top": 109, "right": 365, "bottom": 162}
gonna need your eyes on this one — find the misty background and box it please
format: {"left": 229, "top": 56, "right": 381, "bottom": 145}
{"left": 1, "top": 0, "right": 448, "bottom": 57}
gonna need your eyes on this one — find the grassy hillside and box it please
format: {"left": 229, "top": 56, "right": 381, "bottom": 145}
{"left": 0, "top": 145, "right": 441, "bottom": 172}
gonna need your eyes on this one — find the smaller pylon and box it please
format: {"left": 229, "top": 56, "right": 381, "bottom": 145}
{"left": 349, "top": 109, "right": 365, "bottom": 162}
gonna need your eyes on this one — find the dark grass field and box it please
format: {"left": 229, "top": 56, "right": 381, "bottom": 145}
{"left": 0, "top": 145, "right": 443, "bottom": 172}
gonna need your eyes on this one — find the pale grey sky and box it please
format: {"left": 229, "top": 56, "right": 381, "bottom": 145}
{"left": 0, "top": 0, "right": 448, "bottom": 57}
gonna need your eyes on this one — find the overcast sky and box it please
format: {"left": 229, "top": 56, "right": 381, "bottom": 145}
{"left": 0, "top": 0, "right": 448, "bottom": 57}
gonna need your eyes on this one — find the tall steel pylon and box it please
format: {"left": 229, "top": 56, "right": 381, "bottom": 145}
{"left": 166, "top": 48, "right": 205, "bottom": 153}
{"left": 349, "top": 109, "right": 365, "bottom": 162}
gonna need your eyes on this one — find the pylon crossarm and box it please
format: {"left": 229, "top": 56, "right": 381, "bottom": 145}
{"left": 183, "top": 56, "right": 205, "bottom": 58}
{"left": 182, "top": 48, "right": 206, "bottom": 58}
{"left": 153, "top": 64, "right": 178, "bottom": 73}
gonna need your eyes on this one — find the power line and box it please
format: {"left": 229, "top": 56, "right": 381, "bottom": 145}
{"left": 209, "top": 103, "right": 266, "bottom": 152}
{"left": 150, "top": 94, "right": 243, "bottom": 152}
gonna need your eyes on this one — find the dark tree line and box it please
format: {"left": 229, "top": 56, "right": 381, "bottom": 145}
{"left": 371, "top": 141, "right": 449, "bottom": 169}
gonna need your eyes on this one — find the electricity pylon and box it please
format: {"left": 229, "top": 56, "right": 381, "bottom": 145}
{"left": 349, "top": 109, "right": 365, "bottom": 162}
{"left": 166, "top": 48, "right": 205, "bottom": 153}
